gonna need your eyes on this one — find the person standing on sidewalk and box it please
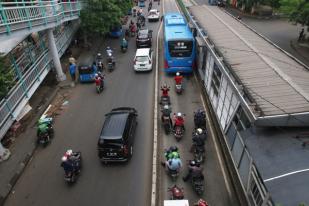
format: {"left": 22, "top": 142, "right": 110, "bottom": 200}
{"left": 69, "top": 63, "right": 76, "bottom": 82}
{"left": 69, "top": 55, "right": 76, "bottom": 65}
{"left": 298, "top": 28, "right": 305, "bottom": 42}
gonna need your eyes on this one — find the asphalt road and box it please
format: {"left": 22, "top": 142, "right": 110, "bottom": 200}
{"left": 158, "top": 0, "right": 237, "bottom": 205}
{"left": 4, "top": 5, "right": 160, "bottom": 206}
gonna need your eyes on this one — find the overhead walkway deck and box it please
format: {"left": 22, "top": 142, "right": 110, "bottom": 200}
{"left": 0, "top": 0, "right": 81, "bottom": 41}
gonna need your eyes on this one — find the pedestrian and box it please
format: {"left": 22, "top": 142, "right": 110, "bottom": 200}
{"left": 69, "top": 54, "right": 76, "bottom": 65}
{"left": 69, "top": 63, "right": 76, "bottom": 82}
{"left": 298, "top": 28, "right": 305, "bottom": 42}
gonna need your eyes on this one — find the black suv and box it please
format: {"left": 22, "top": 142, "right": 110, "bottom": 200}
{"left": 98, "top": 107, "right": 137, "bottom": 163}
{"left": 136, "top": 29, "right": 153, "bottom": 48}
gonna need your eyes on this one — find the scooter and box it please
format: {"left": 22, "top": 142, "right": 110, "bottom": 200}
{"left": 121, "top": 46, "right": 127, "bottom": 53}
{"left": 191, "top": 177, "right": 204, "bottom": 195}
{"left": 174, "top": 125, "right": 184, "bottom": 141}
{"left": 193, "top": 145, "right": 205, "bottom": 164}
{"left": 160, "top": 95, "right": 171, "bottom": 106}
{"left": 168, "top": 185, "right": 184, "bottom": 200}
{"left": 168, "top": 168, "right": 179, "bottom": 181}
{"left": 37, "top": 132, "right": 52, "bottom": 147}
{"left": 175, "top": 83, "right": 183, "bottom": 94}
{"left": 96, "top": 83, "right": 104, "bottom": 94}
{"left": 63, "top": 152, "right": 82, "bottom": 183}
{"left": 37, "top": 117, "right": 54, "bottom": 147}
{"left": 162, "top": 114, "right": 172, "bottom": 134}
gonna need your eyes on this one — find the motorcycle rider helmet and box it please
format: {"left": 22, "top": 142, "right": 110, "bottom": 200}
{"left": 177, "top": 112, "right": 182, "bottom": 117}
{"left": 176, "top": 72, "right": 180, "bottom": 76}
{"left": 97, "top": 53, "right": 101, "bottom": 57}
{"left": 170, "top": 145, "right": 178, "bottom": 152}
{"left": 61, "top": 156, "right": 67, "bottom": 162}
{"left": 66, "top": 149, "right": 73, "bottom": 156}
{"left": 95, "top": 73, "right": 98, "bottom": 78}
{"left": 190, "top": 160, "right": 196, "bottom": 166}
{"left": 106, "top": 46, "right": 110, "bottom": 50}
{"left": 198, "top": 199, "right": 208, "bottom": 206}
{"left": 163, "top": 105, "right": 169, "bottom": 110}
{"left": 197, "top": 128, "right": 203, "bottom": 135}
{"left": 162, "top": 83, "right": 168, "bottom": 88}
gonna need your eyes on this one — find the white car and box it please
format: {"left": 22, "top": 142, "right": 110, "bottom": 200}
{"left": 133, "top": 48, "right": 153, "bottom": 72}
{"left": 148, "top": 9, "right": 160, "bottom": 22}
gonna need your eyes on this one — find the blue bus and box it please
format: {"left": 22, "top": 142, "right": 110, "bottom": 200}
{"left": 163, "top": 13, "right": 195, "bottom": 74}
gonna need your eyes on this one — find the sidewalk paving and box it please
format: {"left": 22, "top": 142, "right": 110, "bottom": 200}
{"left": 0, "top": 45, "right": 82, "bottom": 206}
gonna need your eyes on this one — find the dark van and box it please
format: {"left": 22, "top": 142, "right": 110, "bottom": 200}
{"left": 98, "top": 107, "right": 137, "bottom": 163}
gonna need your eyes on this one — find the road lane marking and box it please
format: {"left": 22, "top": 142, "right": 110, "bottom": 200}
{"left": 151, "top": 2, "right": 164, "bottom": 206}
{"left": 264, "top": 168, "right": 309, "bottom": 182}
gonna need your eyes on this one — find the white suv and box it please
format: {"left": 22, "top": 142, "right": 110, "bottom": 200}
{"left": 133, "top": 48, "right": 153, "bottom": 72}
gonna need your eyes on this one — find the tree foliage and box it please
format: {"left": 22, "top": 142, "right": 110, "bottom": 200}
{"left": 0, "top": 56, "right": 14, "bottom": 99}
{"left": 80, "top": 0, "right": 132, "bottom": 36}
{"left": 279, "top": 0, "right": 309, "bottom": 27}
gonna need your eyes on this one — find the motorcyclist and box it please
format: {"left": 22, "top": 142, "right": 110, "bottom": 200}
{"left": 121, "top": 38, "right": 128, "bottom": 49}
{"left": 163, "top": 157, "right": 182, "bottom": 173}
{"left": 164, "top": 146, "right": 180, "bottom": 160}
{"left": 37, "top": 118, "right": 53, "bottom": 138}
{"left": 92, "top": 61, "right": 98, "bottom": 72}
{"left": 95, "top": 73, "right": 103, "bottom": 90}
{"left": 174, "top": 72, "right": 183, "bottom": 85}
{"left": 182, "top": 160, "right": 204, "bottom": 182}
{"left": 61, "top": 150, "right": 80, "bottom": 174}
{"left": 194, "top": 109, "right": 206, "bottom": 127}
{"left": 194, "top": 199, "right": 209, "bottom": 206}
{"left": 173, "top": 112, "right": 185, "bottom": 131}
{"left": 161, "top": 104, "right": 172, "bottom": 126}
{"left": 192, "top": 128, "right": 207, "bottom": 150}
{"left": 161, "top": 83, "right": 170, "bottom": 97}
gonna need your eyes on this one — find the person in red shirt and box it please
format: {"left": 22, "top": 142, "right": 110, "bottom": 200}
{"left": 161, "top": 83, "right": 170, "bottom": 97}
{"left": 194, "top": 199, "right": 208, "bottom": 206}
{"left": 173, "top": 112, "right": 185, "bottom": 131}
{"left": 95, "top": 73, "right": 104, "bottom": 90}
{"left": 174, "top": 72, "right": 183, "bottom": 85}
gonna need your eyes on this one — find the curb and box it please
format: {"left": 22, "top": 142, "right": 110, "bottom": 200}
{"left": 0, "top": 86, "right": 60, "bottom": 206}
{"left": 290, "top": 40, "right": 309, "bottom": 65}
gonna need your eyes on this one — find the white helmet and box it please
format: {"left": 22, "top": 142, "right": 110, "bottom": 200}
{"left": 95, "top": 73, "right": 98, "bottom": 78}
{"left": 177, "top": 112, "right": 182, "bottom": 117}
{"left": 164, "top": 105, "right": 169, "bottom": 110}
{"left": 61, "top": 156, "right": 67, "bottom": 162}
{"left": 176, "top": 72, "right": 180, "bottom": 76}
{"left": 65, "top": 149, "right": 73, "bottom": 156}
{"left": 97, "top": 53, "right": 101, "bottom": 57}
{"left": 197, "top": 128, "right": 203, "bottom": 135}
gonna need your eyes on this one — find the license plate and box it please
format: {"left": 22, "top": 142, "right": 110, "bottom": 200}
{"left": 140, "top": 64, "right": 145, "bottom": 67}
{"left": 107, "top": 152, "right": 117, "bottom": 156}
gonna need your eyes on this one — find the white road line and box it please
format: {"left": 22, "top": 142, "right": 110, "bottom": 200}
{"left": 264, "top": 168, "right": 309, "bottom": 182}
{"left": 194, "top": 73, "right": 233, "bottom": 199}
{"left": 151, "top": 2, "right": 164, "bottom": 206}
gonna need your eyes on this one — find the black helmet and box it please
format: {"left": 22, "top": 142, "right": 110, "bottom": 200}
{"left": 170, "top": 146, "right": 178, "bottom": 152}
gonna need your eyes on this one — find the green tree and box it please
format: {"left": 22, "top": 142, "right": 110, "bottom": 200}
{"left": 280, "top": 0, "right": 309, "bottom": 27}
{"left": 0, "top": 56, "right": 14, "bottom": 99}
{"left": 80, "top": 0, "right": 132, "bottom": 37}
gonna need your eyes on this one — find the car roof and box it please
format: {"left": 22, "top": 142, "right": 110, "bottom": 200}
{"left": 138, "top": 29, "right": 149, "bottom": 34}
{"left": 100, "top": 113, "right": 129, "bottom": 140}
{"left": 149, "top": 9, "right": 158, "bottom": 12}
{"left": 136, "top": 48, "right": 150, "bottom": 56}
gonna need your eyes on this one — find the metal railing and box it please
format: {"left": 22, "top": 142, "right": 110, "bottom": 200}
{"left": 0, "top": 21, "right": 78, "bottom": 138}
{"left": 0, "top": 0, "right": 81, "bottom": 36}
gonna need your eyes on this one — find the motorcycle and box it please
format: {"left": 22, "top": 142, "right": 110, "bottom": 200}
{"left": 63, "top": 152, "right": 82, "bottom": 183}
{"left": 162, "top": 114, "right": 172, "bottom": 134}
{"left": 194, "top": 110, "right": 206, "bottom": 129}
{"left": 174, "top": 125, "right": 184, "bottom": 141}
{"left": 121, "top": 45, "right": 127, "bottom": 53}
{"left": 191, "top": 177, "right": 205, "bottom": 195}
{"left": 193, "top": 145, "right": 205, "bottom": 164}
{"left": 175, "top": 83, "right": 183, "bottom": 94}
{"left": 37, "top": 117, "right": 54, "bottom": 147}
{"left": 160, "top": 95, "right": 170, "bottom": 106}
{"left": 107, "top": 57, "right": 115, "bottom": 72}
{"left": 168, "top": 185, "right": 184, "bottom": 200}
{"left": 96, "top": 83, "right": 104, "bottom": 94}
{"left": 168, "top": 168, "right": 179, "bottom": 181}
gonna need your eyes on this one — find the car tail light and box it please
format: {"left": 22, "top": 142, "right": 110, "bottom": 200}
{"left": 164, "top": 59, "right": 168, "bottom": 69}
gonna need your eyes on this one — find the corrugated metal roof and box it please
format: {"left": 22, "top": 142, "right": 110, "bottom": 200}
{"left": 189, "top": 5, "right": 309, "bottom": 117}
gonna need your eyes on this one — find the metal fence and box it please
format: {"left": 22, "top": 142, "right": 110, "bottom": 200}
{"left": 0, "top": 21, "right": 78, "bottom": 139}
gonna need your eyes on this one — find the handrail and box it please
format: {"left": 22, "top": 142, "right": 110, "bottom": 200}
{"left": 0, "top": 22, "right": 78, "bottom": 136}
{"left": 0, "top": 1, "right": 81, "bottom": 35}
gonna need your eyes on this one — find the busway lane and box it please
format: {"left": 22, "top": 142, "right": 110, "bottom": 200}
{"left": 157, "top": 0, "right": 237, "bottom": 205}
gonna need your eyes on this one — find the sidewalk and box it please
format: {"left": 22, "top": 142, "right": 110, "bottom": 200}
{"left": 0, "top": 45, "right": 82, "bottom": 206}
